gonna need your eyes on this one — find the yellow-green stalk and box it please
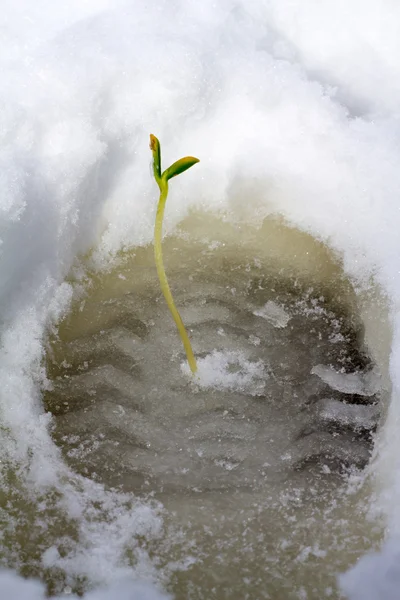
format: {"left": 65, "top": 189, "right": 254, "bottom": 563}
{"left": 149, "top": 134, "right": 199, "bottom": 374}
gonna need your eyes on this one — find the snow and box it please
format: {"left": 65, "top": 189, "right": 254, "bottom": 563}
{"left": 1, "top": 0, "right": 400, "bottom": 598}
{"left": 0, "top": 571, "right": 169, "bottom": 600}
{"left": 182, "top": 349, "right": 267, "bottom": 396}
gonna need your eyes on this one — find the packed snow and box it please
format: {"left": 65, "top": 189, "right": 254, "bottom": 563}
{"left": 1, "top": 0, "right": 400, "bottom": 598}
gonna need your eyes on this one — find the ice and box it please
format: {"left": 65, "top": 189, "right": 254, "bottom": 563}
{"left": 253, "top": 301, "right": 291, "bottom": 328}
{"left": 310, "top": 398, "right": 380, "bottom": 431}
{"left": 290, "top": 431, "right": 372, "bottom": 470}
{"left": 311, "top": 364, "right": 381, "bottom": 397}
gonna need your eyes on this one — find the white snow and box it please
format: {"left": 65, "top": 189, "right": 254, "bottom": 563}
{"left": 0, "top": 571, "right": 169, "bottom": 600}
{"left": 182, "top": 350, "right": 267, "bottom": 396}
{"left": 1, "top": 0, "right": 400, "bottom": 598}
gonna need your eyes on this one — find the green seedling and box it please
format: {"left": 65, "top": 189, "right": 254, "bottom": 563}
{"left": 150, "top": 134, "right": 199, "bottom": 374}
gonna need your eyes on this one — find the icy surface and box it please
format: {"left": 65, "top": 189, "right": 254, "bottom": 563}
{"left": 0, "top": 0, "right": 400, "bottom": 598}
{"left": 311, "top": 364, "right": 381, "bottom": 397}
{"left": 253, "top": 301, "right": 291, "bottom": 328}
{"left": 44, "top": 230, "right": 381, "bottom": 597}
{"left": 311, "top": 398, "right": 380, "bottom": 431}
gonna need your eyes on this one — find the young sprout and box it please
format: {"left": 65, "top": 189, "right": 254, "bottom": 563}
{"left": 149, "top": 134, "right": 199, "bottom": 374}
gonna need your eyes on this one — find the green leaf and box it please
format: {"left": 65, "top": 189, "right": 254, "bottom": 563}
{"left": 163, "top": 156, "right": 200, "bottom": 181}
{"left": 149, "top": 134, "right": 161, "bottom": 182}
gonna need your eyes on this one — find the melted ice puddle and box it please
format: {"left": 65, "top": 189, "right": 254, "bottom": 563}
{"left": 43, "top": 215, "right": 386, "bottom": 599}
